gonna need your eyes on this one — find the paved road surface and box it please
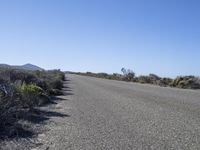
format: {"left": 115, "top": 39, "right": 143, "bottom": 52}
{"left": 39, "top": 74, "right": 200, "bottom": 150}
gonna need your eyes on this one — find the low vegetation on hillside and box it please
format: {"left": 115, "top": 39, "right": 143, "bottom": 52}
{"left": 170, "top": 76, "right": 200, "bottom": 89}
{"left": 74, "top": 68, "right": 200, "bottom": 89}
{"left": 0, "top": 68, "right": 65, "bottom": 138}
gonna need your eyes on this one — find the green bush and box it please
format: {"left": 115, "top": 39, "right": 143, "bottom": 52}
{"left": 18, "top": 83, "right": 47, "bottom": 109}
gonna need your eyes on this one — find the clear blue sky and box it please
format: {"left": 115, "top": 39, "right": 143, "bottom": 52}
{"left": 0, "top": 0, "right": 200, "bottom": 77}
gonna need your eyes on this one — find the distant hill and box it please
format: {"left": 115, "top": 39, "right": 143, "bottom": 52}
{"left": 0, "top": 63, "right": 44, "bottom": 71}
{"left": 18, "top": 63, "right": 44, "bottom": 71}
{"left": 0, "top": 64, "right": 11, "bottom": 69}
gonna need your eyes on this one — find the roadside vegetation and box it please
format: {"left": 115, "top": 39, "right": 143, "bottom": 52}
{"left": 0, "top": 68, "right": 65, "bottom": 138}
{"left": 74, "top": 68, "right": 200, "bottom": 89}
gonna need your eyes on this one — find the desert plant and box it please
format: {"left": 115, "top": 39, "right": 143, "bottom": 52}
{"left": 121, "top": 68, "right": 135, "bottom": 81}
{"left": 148, "top": 74, "right": 161, "bottom": 84}
{"left": 158, "top": 78, "right": 173, "bottom": 87}
{"left": 138, "top": 75, "right": 151, "bottom": 84}
{"left": 49, "top": 79, "right": 63, "bottom": 90}
{"left": 0, "top": 83, "right": 19, "bottom": 132}
{"left": 18, "top": 83, "right": 47, "bottom": 109}
{"left": 0, "top": 68, "right": 65, "bottom": 138}
{"left": 171, "top": 76, "right": 200, "bottom": 89}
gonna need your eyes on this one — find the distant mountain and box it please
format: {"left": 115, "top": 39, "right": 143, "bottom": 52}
{"left": 0, "top": 63, "right": 44, "bottom": 71}
{"left": 19, "top": 63, "right": 44, "bottom": 71}
{"left": 0, "top": 64, "right": 12, "bottom": 69}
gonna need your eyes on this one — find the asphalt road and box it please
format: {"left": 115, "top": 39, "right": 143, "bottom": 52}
{"left": 39, "top": 74, "right": 200, "bottom": 150}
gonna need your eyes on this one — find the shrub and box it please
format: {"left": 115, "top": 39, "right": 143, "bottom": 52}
{"left": 49, "top": 79, "right": 63, "bottom": 90}
{"left": 10, "top": 70, "right": 38, "bottom": 84}
{"left": 138, "top": 76, "right": 151, "bottom": 84}
{"left": 158, "top": 78, "right": 173, "bottom": 87}
{"left": 18, "top": 83, "right": 47, "bottom": 109}
{"left": 0, "top": 83, "right": 19, "bottom": 132}
{"left": 49, "top": 89, "right": 63, "bottom": 95}
{"left": 171, "top": 76, "right": 200, "bottom": 89}
{"left": 97, "top": 73, "right": 109, "bottom": 78}
{"left": 0, "top": 68, "right": 65, "bottom": 138}
{"left": 111, "top": 73, "right": 123, "bottom": 80}
{"left": 121, "top": 68, "right": 135, "bottom": 81}
{"left": 148, "top": 74, "right": 161, "bottom": 84}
